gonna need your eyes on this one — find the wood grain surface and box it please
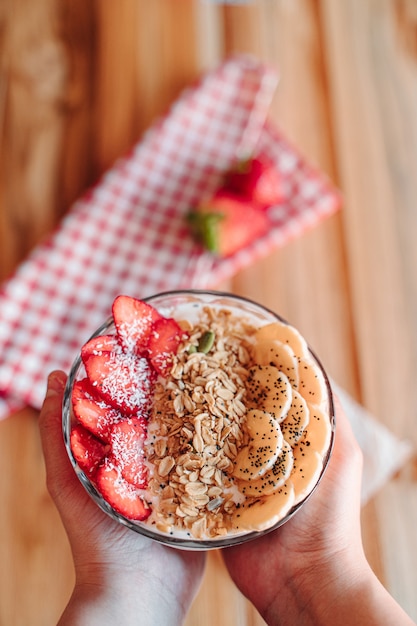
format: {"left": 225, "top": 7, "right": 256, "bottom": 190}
{"left": 1, "top": 1, "right": 416, "bottom": 624}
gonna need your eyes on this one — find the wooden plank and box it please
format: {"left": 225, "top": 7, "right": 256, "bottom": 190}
{"left": 0, "top": 411, "right": 74, "bottom": 626}
{"left": 0, "top": 2, "right": 81, "bottom": 623}
{"left": 320, "top": 0, "right": 417, "bottom": 619}
{"left": 321, "top": 0, "right": 417, "bottom": 441}
{"left": 186, "top": 550, "right": 266, "bottom": 626}
{"left": 93, "top": 0, "right": 200, "bottom": 173}
{"left": 0, "top": 0, "right": 69, "bottom": 279}
{"left": 375, "top": 480, "right": 417, "bottom": 620}
{"left": 58, "top": 0, "right": 96, "bottom": 208}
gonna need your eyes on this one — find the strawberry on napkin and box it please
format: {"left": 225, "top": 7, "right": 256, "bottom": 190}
{"left": 0, "top": 56, "right": 340, "bottom": 419}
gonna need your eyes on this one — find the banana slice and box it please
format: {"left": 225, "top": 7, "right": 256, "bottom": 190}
{"left": 233, "top": 409, "right": 283, "bottom": 480}
{"left": 290, "top": 439, "right": 323, "bottom": 505}
{"left": 281, "top": 389, "right": 310, "bottom": 446}
{"left": 255, "top": 322, "right": 309, "bottom": 360}
{"left": 232, "top": 482, "right": 295, "bottom": 532}
{"left": 297, "top": 356, "right": 327, "bottom": 406}
{"left": 252, "top": 338, "right": 299, "bottom": 388}
{"left": 300, "top": 404, "right": 333, "bottom": 457}
{"left": 239, "top": 439, "right": 294, "bottom": 496}
{"left": 246, "top": 365, "right": 292, "bottom": 422}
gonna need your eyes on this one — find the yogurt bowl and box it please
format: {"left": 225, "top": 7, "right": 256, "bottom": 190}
{"left": 62, "top": 290, "right": 335, "bottom": 550}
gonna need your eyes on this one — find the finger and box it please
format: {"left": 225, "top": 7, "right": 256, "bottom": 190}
{"left": 332, "top": 393, "right": 363, "bottom": 474}
{"left": 38, "top": 370, "right": 67, "bottom": 458}
{"left": 38, "top": 370, "right": 80, "bottom": 500}
{"left": 311, "top": 393, "right": 363, "bottom": 527}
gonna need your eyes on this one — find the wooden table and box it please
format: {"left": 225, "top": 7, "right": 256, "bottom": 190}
{"left": 1, "top": 1, "right": 417, "bottom": 624}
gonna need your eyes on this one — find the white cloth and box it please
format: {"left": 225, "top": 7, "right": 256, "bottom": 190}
{"left": 333, "top": 382, "right": 414, "bottom": 503}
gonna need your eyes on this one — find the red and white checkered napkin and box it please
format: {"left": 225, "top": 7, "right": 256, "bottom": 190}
{"left": 0, "top": 56, "right": 340, "bottom": 419}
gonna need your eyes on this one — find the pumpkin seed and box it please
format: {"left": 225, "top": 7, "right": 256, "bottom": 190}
{"left": 198, "top": 330, "right": 215, "bottom": 354}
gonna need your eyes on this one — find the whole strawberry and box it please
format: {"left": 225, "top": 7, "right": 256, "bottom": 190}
{"left": 225, "top": 155, "right": 285, "bottom": 208}
{"left": 187, "top": 190, "right": 270, "bottom": 257}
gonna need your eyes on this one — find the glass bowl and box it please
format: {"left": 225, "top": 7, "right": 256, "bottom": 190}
{"left": 62, "top": 289, "right": 335, "bottom": 550}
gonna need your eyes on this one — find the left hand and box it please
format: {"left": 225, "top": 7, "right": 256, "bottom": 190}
{"left": 39, "top": 370, "right": 206, "bottom": 626}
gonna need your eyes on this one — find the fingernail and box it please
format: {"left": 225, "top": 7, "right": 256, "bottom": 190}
{"left": 46, "top": 372, "right": 66, "bottom": 397}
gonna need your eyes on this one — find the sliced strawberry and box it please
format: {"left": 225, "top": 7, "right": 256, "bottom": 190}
{"left": 224, "top": 155, "right": 285, "bottom": 207}
{"left": 84, "top": 351, "right": 155, "bottom": 415}
{"left": 72, "top": 378, "right": 124, "bottom": 442}
{"left": 81, "top": 334, "right": 120, "bottom": 364}
{"left": 70, "top": 424, "right": 109, "bottom": 476}
{"left": 147, "top": 317, "right": 184, "bottom": 376}
{"left": 187, "top": 190, "right": 269, "bottom": 257}
{"left": 110, "top": 417, "right": 149, "bottom": 488}
{"left": 112, "top": 295, "right": 162, "bottom": 354}
{"left": 95, "top": 460, "right": 151, "bottom": 521}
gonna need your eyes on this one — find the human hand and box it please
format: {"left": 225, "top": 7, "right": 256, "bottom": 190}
{"left": 39, "top": 370, "right": 206, "bottom": 626}
{"left": 223, "top": 396, "right": 416, "bottom": 626}
{"left": 222, "top": 396, "right": 367, "bottom": 625}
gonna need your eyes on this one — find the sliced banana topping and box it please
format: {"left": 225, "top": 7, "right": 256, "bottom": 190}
{"left": 280, "top": 389, "right": 310, "bottom": 446}
{"left": 255, "top": 322, "right": 309, "bottom": 360}
{"left": 232, "top": 482, "right": 296, "bottom": 532}
{"left": 252, "top": 338, "right": 299, "bottom": 388}
{"left": 246, "top": 365, "right": 292, "bottom": 422}
{"left": 233, "top": 409, "right": 283, "bottom": 480}
{"left": 299, "top": 404, "right": 333, "bottom": 457}
{"left": 297, "top": 356, "right": 327, "bottom": 405}
{"left": 290, "top": 440, "right": 323, "bottom": 505}
{"left": 228, "top": 319, "right": 332, "bottom": 535}
{"left": 238, "top": 439, "right": 294, "bottom": 497}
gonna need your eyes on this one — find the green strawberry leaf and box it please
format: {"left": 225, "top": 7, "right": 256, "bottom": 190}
{"left": 187, "top": 210, "right": 224, "bottom": 254}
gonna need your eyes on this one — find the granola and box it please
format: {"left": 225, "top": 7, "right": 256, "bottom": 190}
{"left": 145, "top": 307, "right": 257, "bottom": 538}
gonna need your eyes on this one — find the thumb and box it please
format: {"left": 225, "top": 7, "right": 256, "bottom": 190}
{"left": 38, "top": 370, "right": 67, "bottom": 440}
{"left": 38, "top": 371, "right": 80, "bottom": 501}
{"left": 38, "top": 370, "right": 67, "bottom": 444}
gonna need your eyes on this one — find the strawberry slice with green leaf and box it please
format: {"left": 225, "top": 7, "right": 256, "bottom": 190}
{"left": 70, "top": 424, "right": 109, "bottom": 476}
{"left": 84, "top": 351, "right": 155, "bottom": 415}
{"left": 72, "top": 378, "right": 123, "bottom": 442}
{"left": 187, "top": 190, "right": 269, "bottom": 257}
{"left": 224, "top": 155, "right": 285, "bottom": 207}
{"left": 96, "top": 461, "right": 151, "bottom": 521}
{"left": 147, "top": 317, "right": 184, "bottom": 376}
{"left": 112, "top": 295, "right": 162, "bottom": 354}
{"left": 110, "top": 417, "right": 148, "bottom": 488}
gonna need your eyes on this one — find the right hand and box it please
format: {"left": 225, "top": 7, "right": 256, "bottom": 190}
{"left": 222, "top": 396, "right": 366, "bottom": 624}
